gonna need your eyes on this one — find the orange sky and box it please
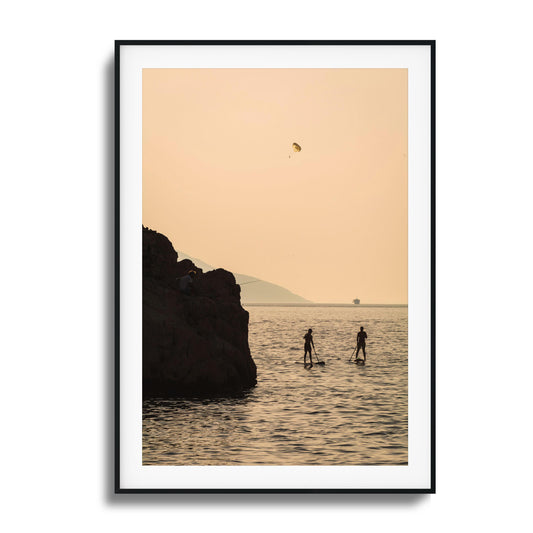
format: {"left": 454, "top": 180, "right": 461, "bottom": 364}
{"left": 143, "top": 69, "right": 407, "bottom": 303}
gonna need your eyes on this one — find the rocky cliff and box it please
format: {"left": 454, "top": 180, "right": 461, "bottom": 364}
{"left": 143, "top": 226, "right": 257, "bottom": 397}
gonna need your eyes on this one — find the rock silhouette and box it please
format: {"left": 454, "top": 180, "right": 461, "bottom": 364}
{"left": 143, "top": 226, "right": 257, "bottom": 397}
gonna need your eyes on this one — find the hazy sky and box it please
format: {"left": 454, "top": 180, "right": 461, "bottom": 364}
{"left": 143, "top": 69, "right": 407, "bottom": 303}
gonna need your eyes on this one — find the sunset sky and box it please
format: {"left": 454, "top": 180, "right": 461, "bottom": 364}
{"left": 143, "top": 69, "right": 407, "bottom": 303}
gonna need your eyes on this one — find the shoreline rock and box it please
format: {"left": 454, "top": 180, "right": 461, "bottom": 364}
{"left": 142, "top": 226, "right": 257, "bottom": 397}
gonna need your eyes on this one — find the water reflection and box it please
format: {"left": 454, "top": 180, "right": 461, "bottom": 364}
{"left": 143, "top": 306, "right": 408, "bottom": 465}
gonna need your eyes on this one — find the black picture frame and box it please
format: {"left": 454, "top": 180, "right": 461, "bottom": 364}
{"left": 115, "top": 40, "right": 435, "bottom": 494}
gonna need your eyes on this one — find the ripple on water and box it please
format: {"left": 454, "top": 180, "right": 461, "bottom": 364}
{"left": 143, "top": 305, "right": 408, "bottom": 465}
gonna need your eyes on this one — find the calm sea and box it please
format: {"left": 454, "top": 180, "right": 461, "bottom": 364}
{"left": 143, "top": 305, "right": 408, "bottom": 465}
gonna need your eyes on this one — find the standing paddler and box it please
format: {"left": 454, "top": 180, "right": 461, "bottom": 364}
{"left": 356, "top": 326, "right": 368, "bottom": 362}
{"left": 303, "top": 328, "right": 315, "bottom": 367}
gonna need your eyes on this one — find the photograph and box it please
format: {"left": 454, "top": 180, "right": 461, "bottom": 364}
{"left": 141, "top": 67, "right": 408, "bottom": 466}
{"left": 6, "top": 1, "right": 533, "bottom": 528}
{"left": 117, "top": 41, "right": 434, "bottom": 491}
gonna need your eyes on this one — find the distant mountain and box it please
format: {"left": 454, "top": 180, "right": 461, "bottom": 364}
{"left": 177, "top": 251, "right": 311, "bottom": 304}
{"left": 177, "top": 252, "right": 213, "bottom": 274}
{"left": 232, "top": 273, "right": 311, "bottom": 304}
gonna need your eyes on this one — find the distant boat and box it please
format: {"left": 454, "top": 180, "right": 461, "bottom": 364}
{"left": 353, "top": 298, "right": 360, "bottom": 305}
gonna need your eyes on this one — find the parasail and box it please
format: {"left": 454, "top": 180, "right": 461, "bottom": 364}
{"left": 292, "top": 142, "right": 302, "bottom": 152}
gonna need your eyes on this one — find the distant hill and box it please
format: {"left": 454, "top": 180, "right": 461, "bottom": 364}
{"left": 178, "top": 251, "right": 311, "bottom": 304}
{"left": 231, "top": 273, "right": 311, "bottom": 304}
{"left": 177, "top": 252, "right": 213, "bottom": 274}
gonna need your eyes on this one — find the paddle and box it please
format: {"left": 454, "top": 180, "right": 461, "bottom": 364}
{"left": 313, "top": 347, "right": 325, "bottom": 366}
{"left": 348, "top": 345, "right": 357, "bottom": 362}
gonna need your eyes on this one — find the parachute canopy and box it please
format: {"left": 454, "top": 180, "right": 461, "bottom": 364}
{"left": 292, "top": 142, "right": 302, "bottom": 152}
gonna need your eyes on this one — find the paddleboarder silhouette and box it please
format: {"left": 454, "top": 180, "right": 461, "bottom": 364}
{"left": 356, "top": 326, "right": 367, "bottom": 362}
{"left": 303, "top": 328, "right": 315, "bottom": 367}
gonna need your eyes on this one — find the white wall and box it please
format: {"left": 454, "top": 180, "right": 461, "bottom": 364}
{"left": 1, "top": 1, "right": 532, "bottom": 531}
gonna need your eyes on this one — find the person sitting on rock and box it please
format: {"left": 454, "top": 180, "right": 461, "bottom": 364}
{"left": 178, "top": 270, "right": 196, "bottom": 295}
{"left": 303, "top": 328, "right": 314, "bottom": 366}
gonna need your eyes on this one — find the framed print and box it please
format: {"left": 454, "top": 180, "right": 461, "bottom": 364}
{"left": 115, "top": 40, "right": 435, "bottom": 493}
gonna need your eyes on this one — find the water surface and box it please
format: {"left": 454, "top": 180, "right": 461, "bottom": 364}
{"left": 143, "top": 305, "right": 407, "bottom": 465}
